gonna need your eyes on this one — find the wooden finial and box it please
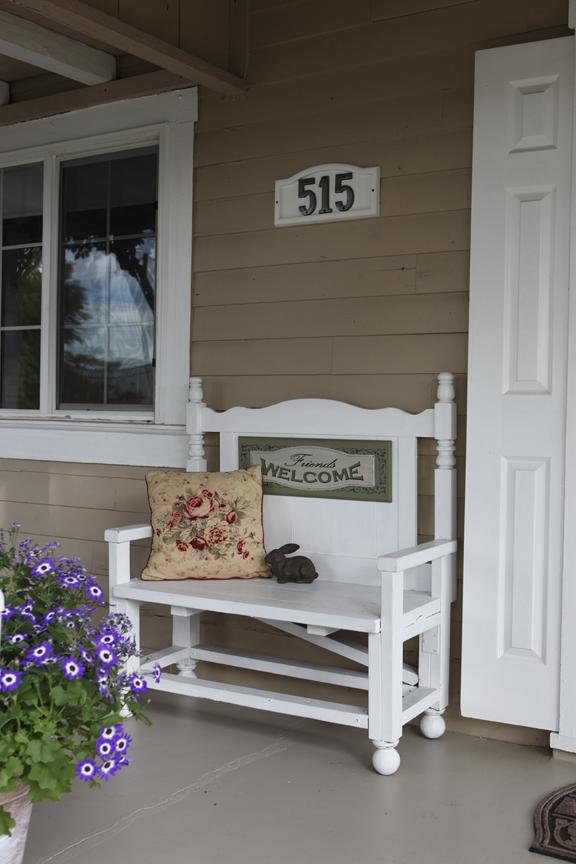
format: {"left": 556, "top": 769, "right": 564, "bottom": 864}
{"left": 437, "top": 372, "right": 455, "bottom": 404}
{"left": 189, "top": 376, "right": 204, "bottom": 405}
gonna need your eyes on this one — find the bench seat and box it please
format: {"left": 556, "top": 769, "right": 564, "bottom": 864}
{"left": 113, "top": 577, "right": 440, "bottom": 635}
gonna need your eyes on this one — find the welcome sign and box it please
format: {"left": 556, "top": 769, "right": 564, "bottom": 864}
{"left": 238, "top": 437, "right": 392, "bottom": 503}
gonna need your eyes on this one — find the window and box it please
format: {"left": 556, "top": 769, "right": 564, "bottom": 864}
{"left": 0, "top": 89, "right": 196, "bottom": 466}
{"left": 0, "top": 163, "right": 43, "bottom": 410}
{"left": 59, "top": 149, "right": 157, "bottom": 411}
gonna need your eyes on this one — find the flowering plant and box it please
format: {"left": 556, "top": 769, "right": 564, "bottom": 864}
{"left": 0, "top": 529, "right": 156, "bottom": 836}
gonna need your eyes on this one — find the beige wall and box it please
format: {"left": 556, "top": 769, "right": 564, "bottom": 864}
{"left": 0, "top": 0, "right": 570, "bottom": 747}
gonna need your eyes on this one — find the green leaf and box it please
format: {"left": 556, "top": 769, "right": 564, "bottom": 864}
{"left": 0, "top": 805, "right": 16, "bottom": 837}
{"left": 51, "top": 685, "right": 68, "bottom": 707}
{"left": 4, "top": 756, "right": 23, "bottom": 776}
{"left": 27, "top": 739, "right": 56, "bottom": 764}
{"left": 28, "top": 762, "right": 59, "bottom": 792}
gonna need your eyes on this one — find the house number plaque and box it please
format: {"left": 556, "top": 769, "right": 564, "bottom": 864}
{"left": 274, "top": 163, "right": 380, "bottom": 227}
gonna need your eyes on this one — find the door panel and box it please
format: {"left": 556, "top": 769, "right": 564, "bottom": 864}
{"left": 461, "top": 37, "right": 573, "bottom": 730}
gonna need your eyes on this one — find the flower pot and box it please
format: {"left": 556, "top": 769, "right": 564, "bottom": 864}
{"left": 0, "top": 789, "right": 32, "bottom": 864}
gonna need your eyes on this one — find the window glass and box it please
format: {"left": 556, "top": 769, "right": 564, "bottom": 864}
{"left": 58, "top": 148, "right": 157, "bottom": 410}
{"left": 0, "top": 163, "right": 43, "bottom": 409}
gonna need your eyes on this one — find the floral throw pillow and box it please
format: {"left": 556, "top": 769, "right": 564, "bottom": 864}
{"left": 142, "top": 466, "right": 270, "bottom": 580}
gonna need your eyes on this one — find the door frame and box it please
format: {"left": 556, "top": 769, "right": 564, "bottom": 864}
{"left": 551, "top": 22, "right": 576, "bottom": 754}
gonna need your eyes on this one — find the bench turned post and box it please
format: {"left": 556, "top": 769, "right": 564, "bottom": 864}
{"left": 187, "top": 376, "right": 207, "bottom": 472}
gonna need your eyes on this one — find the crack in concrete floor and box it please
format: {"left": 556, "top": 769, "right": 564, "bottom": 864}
{"left": 35, "top": 736, "right": 291, "bottom": 864}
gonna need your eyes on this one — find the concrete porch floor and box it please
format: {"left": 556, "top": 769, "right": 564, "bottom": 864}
{"left": 23, "top": 694, "right": 576, "bottom": 864}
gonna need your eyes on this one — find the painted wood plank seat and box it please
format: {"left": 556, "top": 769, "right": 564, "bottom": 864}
{"left": 113, "top": 573, "right": 446, "bottom": 635}
{"left": 106, "top": 373, "right": 457, "bottom": 776}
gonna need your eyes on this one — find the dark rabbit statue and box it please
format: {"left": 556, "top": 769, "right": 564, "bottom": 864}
{"left": 265, "top": 543, "right": 318, "bottom": 584}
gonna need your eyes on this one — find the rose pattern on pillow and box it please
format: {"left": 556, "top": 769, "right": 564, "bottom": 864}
{"left": 142, "top": 466, "right": 269, "bottom": 581}
{"left": 162, "top": 486, "right": 255, "bottom": 561}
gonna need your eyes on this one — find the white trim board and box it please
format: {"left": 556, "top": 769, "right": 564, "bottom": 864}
{"left": 0, "top": 10, "right": 115, "bottom": 85}
{"left": 0, "top": 87, "right": 197, "bottom": 466}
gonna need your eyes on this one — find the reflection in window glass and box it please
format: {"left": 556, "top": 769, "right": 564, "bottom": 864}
{"left": 0, "top": 163, "right": 43, "bottom": 409}
{"left": 58, "top": 149, "right": 157, "bottom": 410}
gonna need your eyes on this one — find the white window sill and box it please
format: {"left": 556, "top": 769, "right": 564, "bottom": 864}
{"left": 0, "top": 417, "right": 189, "bottom": 466}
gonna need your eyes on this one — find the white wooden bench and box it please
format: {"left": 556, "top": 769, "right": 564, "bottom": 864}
{"left": 106, "top": 373, "right": 457, "bottom": 775}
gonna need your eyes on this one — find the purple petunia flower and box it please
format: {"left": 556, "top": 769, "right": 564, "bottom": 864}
{"left": 86, "top": 583, "right": 104, "bottom": 602}
{"left": 99, "top": 759, "right": 119, "bottom": 781}
{"left": 96, "top": 738, "right": 115, "bottom": 759}
{"left": 152, "top": 663, "right": 162, "bottom": 684}
{"left": 97, "top": 633, "right": 117, "bottom": 648}
{"left": 97, "top": 647, "right": 117, "bottom": 667}
{"left": 128, "top": 673, "right": 147, "bottom": 695}
{"left": 0, "top": 605, "right": 15, "bottom": 621}
{"left": 96, "top": 668, "right": 110, "bottom": 697}
{"left": 59, "top": 574, "right": 79, "bottom": 588}
{"left": 31, "top": 559, "right": 54, "bottom": 577}
{"left": 19, "top": 601, "right": 35, "bottom": 620}
{"left": 99, "top": 725, "right": 120, "bottom": 741}
{"left": 42, "top": 610, "right": 57, "bottom": 625}
{"left": 60, "top": 657, "right": 85, "bottom": 681}
{"left": 26, "top": 641, "right": 53, "bottom": 666}
{"left": 81, "top": 649, "right": 94, "bottom": 665}
{"left": 113, "top": 732, "right": 132, "bottom": 755}
{"left": 75, "top": 759, "right": 99, "bottom": 782}
{"left": 8, "top": 634, "right": 25, "bottom": 645}
{"left": 0, "top": 669, "right": 22, "bottom": 693}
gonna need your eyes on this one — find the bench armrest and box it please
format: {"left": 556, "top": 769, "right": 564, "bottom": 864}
{"left": 377, "top": 539, "right": 457, "bottom": 573}
{"left": 105, "top": 523, "right": 153, "bottom": 543}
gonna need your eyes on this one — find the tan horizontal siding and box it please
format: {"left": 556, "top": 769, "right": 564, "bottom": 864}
{"left": 193, "top": 251, "right": 470, "bottom": 306}
{"left": 193, "top": 293, "right": 469, "bottom": 341}
{"left": 200, "top": 372, "right": 467, "bottom": 414}
{"left": 251, "top": 0, "right": 371, "bottom": 48}
{"left": 194, "top": 210, "right": 470, "bottom": 271}
{"left": 196, "top": 170, "right": 471, "bottom": 235}
{"left": 195, "top": 89, "right": 471, "bottom": 167}
{"left": 195, "top": 131, "right": 472, "bottom": 201}
{"left": 198, "top": 48, "right": 475, "bottom": 132}
{"left": 249, "top": 0, "right": 567, "bottom": 82}
{"left": 192, "top": 333, "right": 468, "bottom": 375}
{"left": 371, "top": 0, "right": 476, "bottom": 19}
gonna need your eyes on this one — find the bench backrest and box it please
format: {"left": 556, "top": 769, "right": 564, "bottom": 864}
{"left": 186, "top": 374, "right": 456, "bottom": 591}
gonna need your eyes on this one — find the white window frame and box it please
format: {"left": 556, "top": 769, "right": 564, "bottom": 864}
{"left": 0, "top": 87, "right": 197, "bottom": 466}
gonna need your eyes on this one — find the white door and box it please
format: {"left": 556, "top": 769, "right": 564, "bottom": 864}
{"left": 461, "top": 37, "right": 573, "bottom": 730}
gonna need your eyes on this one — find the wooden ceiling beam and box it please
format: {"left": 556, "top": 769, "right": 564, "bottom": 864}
{"left": 1, "top": 0, "right": 248, "bottom": 96}
{"left": 0, "top": 9, "right": 115, "bottom": 84}
{"left": 0, "top": 69, "right": 188, "bottom": 126}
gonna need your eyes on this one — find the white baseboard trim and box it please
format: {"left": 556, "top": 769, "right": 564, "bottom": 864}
{"left": 550, "top": 732, "right": 576, "bottom": 754}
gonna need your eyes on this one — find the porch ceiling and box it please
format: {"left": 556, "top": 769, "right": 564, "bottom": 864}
{"left": 0, "top": 0, "right": 247, "bottom": 120}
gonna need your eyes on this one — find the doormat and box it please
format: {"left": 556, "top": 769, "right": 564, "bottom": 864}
{"left": 531, "top": 783, "right": 576, "bottom": 860}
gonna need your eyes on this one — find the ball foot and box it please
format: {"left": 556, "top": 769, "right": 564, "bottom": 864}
{"left": 372, "top": 744, "right": 401, "bottom": 775}
{"left": 420, "top": 710, "right": 446, "bottom": 739}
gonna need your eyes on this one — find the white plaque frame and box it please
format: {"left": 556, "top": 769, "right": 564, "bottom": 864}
{"left": 274, "top": 163, "right": 380, "bottom": 227}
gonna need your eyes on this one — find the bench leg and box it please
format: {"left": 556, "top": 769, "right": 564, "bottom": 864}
{"left": 418, "top": 555, "right": 450, "bottom": 740}
{"left": 115, "top": 598, "right": 140, "bottom": 717}
{"left": 172, "top": 607, "right": 201, "bottom": 678}
{"left": 369, "top": 569, "right": 404, "bottom": 776}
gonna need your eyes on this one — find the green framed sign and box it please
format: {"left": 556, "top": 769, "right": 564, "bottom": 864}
{"left": 238, "top": 437, "right": 392, "bottom": 503}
